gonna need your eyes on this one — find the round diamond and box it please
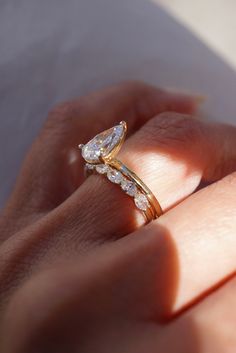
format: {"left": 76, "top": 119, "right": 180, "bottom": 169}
{"left": 107, "top": 169, "right": 123, "bottom": 184}
{"left": 96, "top": 164, "right": 109, "bottom": 174}
{"left": 121, "top": 180, "right": 137, "bottom": 196}
{"left": 134, "top": 193, "right": 150, "bottom": 211}
{"left": 86, "top": 163, "right": 95, "bottom": 170}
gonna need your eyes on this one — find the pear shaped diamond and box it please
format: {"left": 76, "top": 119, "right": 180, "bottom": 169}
{"left": 81, "top": 123, "right": 126, "bottom": 163}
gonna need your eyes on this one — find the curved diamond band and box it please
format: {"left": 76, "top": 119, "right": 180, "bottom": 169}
{"left": 79, "top": 121, "right": 163, "bottom": 223}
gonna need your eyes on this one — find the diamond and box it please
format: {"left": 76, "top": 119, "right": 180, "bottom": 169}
{"left": 96, "top": 164, "right": 109, "bottom": 174}
{"left": 86, "top": 163, "right": 95, "bottom": 170}
{"left": 121, "top": 179, "right": 137, "bottom": 196}
{"left": 81, "top": 124, "right": 125, "bottom": 163}
{"left": 134, "top": 193, "right": 150, "bottom": 211}
{"left": 107, "top": 169, "right": 123, "bottom": 184}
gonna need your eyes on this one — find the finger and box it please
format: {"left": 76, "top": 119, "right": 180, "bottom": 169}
{"left": 162, "top": 276, "right": 236, "bottom": 353}
{"left": 0, "top": 82, "right": 198, "bottom": 237}
{"left": 119, "top": 113, "right": 236, "bottom": 210}
{"left": 135, "top": 171, "right": 236, "bottom": 316}
{"left": 0, "top": 229, "right": 178, "bottom": 353}
{"left": 35, "top": 169, "right": 234, "bottom": 316}
{"left": 182, "top": 276, "right": 236, "bottom": 352}
{"left": 13, "top": 82, "right": 198, "bottom": 204}
{"left": 3, "top": 223, "right": 235, "bottom": 353}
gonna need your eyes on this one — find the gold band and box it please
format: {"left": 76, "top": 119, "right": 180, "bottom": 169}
{"left": 108, "top": 158, "right": 163, "bottom": 221}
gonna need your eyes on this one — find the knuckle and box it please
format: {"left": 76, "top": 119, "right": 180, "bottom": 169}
{"left": 144, "top": 112, "right": 203, "bottom": 147}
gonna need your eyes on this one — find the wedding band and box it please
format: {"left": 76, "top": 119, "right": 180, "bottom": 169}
{"left": 78, "top": 121, "right": 163, "bottom": 223}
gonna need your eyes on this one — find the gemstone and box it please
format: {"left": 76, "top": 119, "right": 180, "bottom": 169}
{"left": 134, "top": 193, "right": 150, "bottom": 211}
{"left": 86, "top": 163, "right": 95, "bottom": 170}
{"left": 121, "top": 179, "right": 137, "bottom": 196}
{"left": 107, "top": 169, "right": 123, "bottom": 184}
{"left": 81, "top": 124, "right": 125, "bottom": 163}
{"left": 96, "top": 164, "right": 109, "bottom": 174}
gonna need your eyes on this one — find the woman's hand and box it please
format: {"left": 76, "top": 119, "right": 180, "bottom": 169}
{"left": 0, "top": 82, "right": 235, "bottom": 353}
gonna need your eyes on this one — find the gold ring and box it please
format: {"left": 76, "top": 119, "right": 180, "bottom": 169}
{"left": 78, "top": 121, "right": 163, "bottom": 223}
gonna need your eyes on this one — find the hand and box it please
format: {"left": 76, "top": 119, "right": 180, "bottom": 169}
{"left": 0, "top": 82, "right": 235, "bottom": 353}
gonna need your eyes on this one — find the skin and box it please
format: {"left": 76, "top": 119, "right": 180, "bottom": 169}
{"left": 0, "top": 81, "right": 235, "bottom": 353}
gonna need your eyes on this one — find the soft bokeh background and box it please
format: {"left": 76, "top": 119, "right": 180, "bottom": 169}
{"left": 156, "top": 0, "right": 236, "bottom": 69}
{"left": 0, "top": 0, "right": 236, "bottom": 207}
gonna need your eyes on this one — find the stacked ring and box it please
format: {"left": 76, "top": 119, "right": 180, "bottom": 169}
{"left": 79, "top": 121, "right": 163, "bottom": 223}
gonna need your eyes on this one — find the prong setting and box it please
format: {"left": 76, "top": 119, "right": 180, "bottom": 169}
{"left": 99, "top": 155, "right": 106, "bottom": 164}
{"left": 119, "top": 120, "right": 127, "bottom": 132}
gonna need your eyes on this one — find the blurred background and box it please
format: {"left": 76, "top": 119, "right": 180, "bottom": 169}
{"left": 0, "top": 0, "right": 236, "bottom": 207}
{"left": 157, "top": 0, "right": 236, "bottom": 69}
